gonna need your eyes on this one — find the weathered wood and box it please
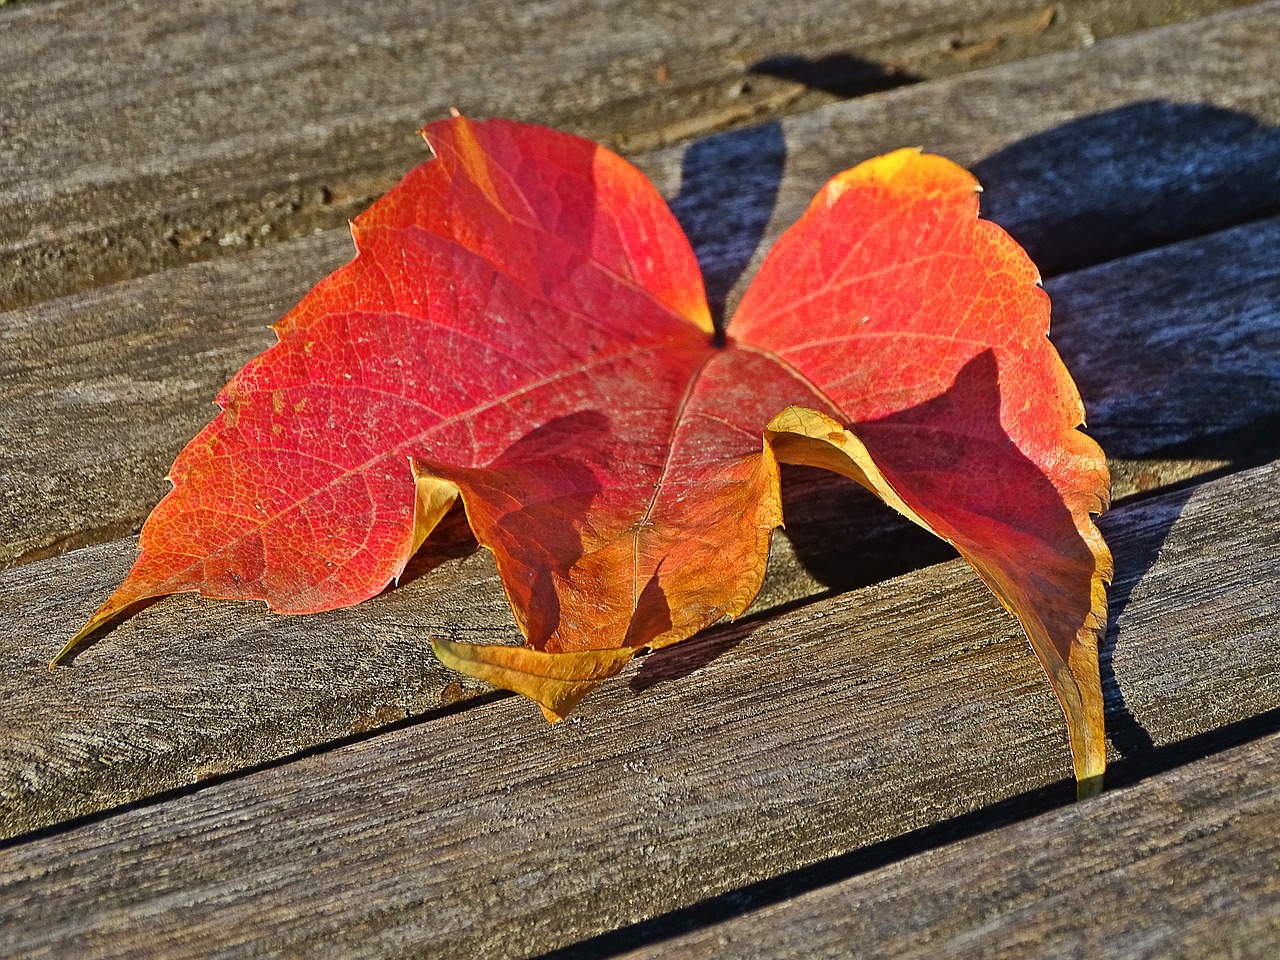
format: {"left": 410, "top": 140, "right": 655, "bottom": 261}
{"left": 2, "top": 3, "right": 1274, "bottom": 952}
{"left": 1, "top": 5, "right": 1277, "bottom": 843}
{"left": 6, "top": 3, "right": 1280, "bottom": 570}
{"left": 1047, "top": 215, "right": 1280, "bottom": 460}
{"left": 0, "top": 232, "right": 348, "bottom": 566}
{"left": 0, "top": 459, "right": 1276, "bottom": 956}
{"left": 0, "top": 0, "right": 1252, "bottom": 310}
{"left": 2, "top": 200, "right": 1276, "bottom": 837}
{"left": 619, "top": 731, "right": 1280, "bottom": 960}
{"left": 659, "top": 6, "right": 1280, "bottom": 309}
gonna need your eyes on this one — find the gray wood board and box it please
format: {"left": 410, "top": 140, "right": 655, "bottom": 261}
{"left": 620, "top": 731, "right": 1280, "bottom": 960}
{"left": 0, "top": 0, "right": 1248, "bottom": 310}
{"left": 1, "top": 458, "right": 1277, "bottom": 957}
{"left": 0, "top": 231, "right": 349, "bottom": 566}
{"left": 656, "top": 4, "right": 1280, "bottom": 305}
{"left": 6, "top": 4, "right": 1280, "bottom": 569}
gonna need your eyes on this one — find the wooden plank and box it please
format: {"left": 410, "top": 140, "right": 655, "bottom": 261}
{"left": 656, "top": 6, "right": 1280, "bottom": 308}
{"left": 1046, "top": 215, "right": 1280, "bottom": 460}
{"left": 1, "top": 458, "right": 1277, "bottom": 957}
{"left": 0, "top": 0, "right": 1252, "bottom": 311}
{"left": 6, "top": 4, "right": 1280, "bottom": 570}
{"left": 2, "top": 202, "right": 1277, "bottom": 837}
{"left": 619, "top": 731, "right": 1280, "bottom": 960}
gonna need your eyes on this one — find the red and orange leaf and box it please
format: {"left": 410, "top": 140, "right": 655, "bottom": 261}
{"left": 61, "top": 118, "right": 1110, "bottom": 793}
{"left": 735, "top": 150, "right": 1111, "bottom": 793}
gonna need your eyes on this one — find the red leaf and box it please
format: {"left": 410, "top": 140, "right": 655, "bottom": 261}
{"left": 62, "top": 118, "right": 1110, "bottom": 793}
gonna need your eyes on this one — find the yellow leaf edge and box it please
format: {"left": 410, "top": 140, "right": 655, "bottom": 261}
{"left": 430, "top": 639, "right": 637, "bottom": 723}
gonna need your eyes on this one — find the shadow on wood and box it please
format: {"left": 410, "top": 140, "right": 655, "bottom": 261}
{"left": 668, "top": 120, "right": 785, "bottom": 333}
{"left": 534, "top": 703, "right": 1280, "bottom": 960}
{"left": 747, "top": 52, "right": 918, "bottom": 99}
{"left": 974, "top": 100, "right": 1280, "bottom": 276}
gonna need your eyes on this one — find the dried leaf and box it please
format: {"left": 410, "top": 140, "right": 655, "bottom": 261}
{"left": 62, "top": 118, "right": 1110, "bottom": 792}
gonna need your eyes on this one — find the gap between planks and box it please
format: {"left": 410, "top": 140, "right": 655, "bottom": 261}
{"left": 612, "top": 726, "right": 1280, "bottom": 960}
{"left": 0, "top": 457, "right": 1276, "bottom": 957}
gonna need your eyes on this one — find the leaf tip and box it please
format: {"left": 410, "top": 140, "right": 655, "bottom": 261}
{"left": 1076, "top": 771, "right": 1104, "bottom": 801}
{"left": 540, "top": 704, "right": 566, "bottom": 724}
{"left": 55, "top": 569, "right": 163, "bottom": 667}
{"left": 50, "top": 618, "right": 101, "bottom": 668}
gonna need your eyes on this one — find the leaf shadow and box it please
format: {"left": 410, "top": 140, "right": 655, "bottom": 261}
{"left": 631, "top": 617, "right": 755, "bottom": 693}
{"left": 401, "top": 414, "right": 616, "bottom": 593}
{"left": 407, "top": 410, "right": 615, "bottom": 644}
{"left": 973, "top": 100, "right": 1280, "bottom": 757}
{"left": 1094, "top": 426, "right": 1280, "bottom": 762}
{"left": 973, "top": 99, "right": 1280, "bottom": 278}
{"left": 1093, "top": 499, "right": 1180, "bottom": 761}
{"left": 393, "top": 502, "right": 478, "bottom": 588}
{"left": 51, "top": 595, "right": 165, "bottom": 666}
{"left": 668, "top": 120, "right": 786, "bottom": 336}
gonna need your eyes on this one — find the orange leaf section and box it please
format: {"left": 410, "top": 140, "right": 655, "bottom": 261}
{"left": 63, "top": 122, "right": 1109, "bottom": 792}
{"left": 735, "top": 150, "right": 1111, "bottom": 793}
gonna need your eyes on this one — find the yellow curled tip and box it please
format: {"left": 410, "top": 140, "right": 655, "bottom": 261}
{"left": 1077, "top": 772, "right": 1104, "bottom": 801}
{"left": 431, "top": 638, "right": 635, "bottom": 722}
{"left": 50, "top": 627, "right": 91, "bottom": 669}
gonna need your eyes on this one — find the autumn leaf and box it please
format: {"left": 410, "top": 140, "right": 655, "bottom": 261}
{"left": 60, "top": 117, "right": 1110, "bottom": 795}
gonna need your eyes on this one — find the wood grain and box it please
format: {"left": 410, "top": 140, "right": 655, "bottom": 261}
{"left": 619, "top": 731, "right": 1280, "bottom": 960}
{"left": 1048, "top": 215, "right": 1280, "bottom": 460}
{"left": 2, "top": 4, "right": 1275, "bottom": 952}
{"left": 0, "top": 458, "right": 1276, "bottom": 956}
{"left": 2, "top": 6, "right": 1277, "bottom": 844}
{"left": 0, "top": 232, "right": 348, "bottom": 567}
{"left": 657, "top": 6, "right": 1280, "bottom": 310}
{"left": 5, "top": 3, "right": 1280, "bottom": 569}
{"left": 0, "top": 0, "right": 1250, "bottom": 310}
